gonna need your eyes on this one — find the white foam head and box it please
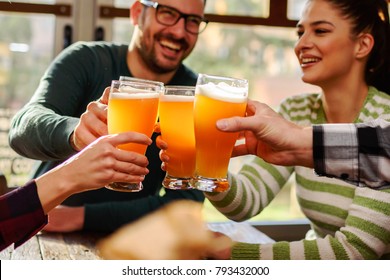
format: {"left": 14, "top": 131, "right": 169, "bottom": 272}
{"left": 195, "top": 82, "right": 247, "bottom": 103}
{"left": 110, "top": 85, "right": 159, "bottom": 99}
{"left": 160, "top": 95, "right": 194, "bottom": 102}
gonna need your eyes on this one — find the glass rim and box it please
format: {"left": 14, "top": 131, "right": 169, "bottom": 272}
{"left": 197, "top": 73, "right": 248, "bottom": 83}
{"left": 118, "top": 76, "right": 164, "bottom": 87}
{"left": 110, "top": 80, "right": 164, "bottom": 95}
{"left": 163, "top": 85, "right": 195, "bottom": 96}
{"left": 164, "top": 85, "right": 195, "bottom": 90}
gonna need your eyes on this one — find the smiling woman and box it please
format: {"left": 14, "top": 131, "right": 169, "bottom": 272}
{"left": 203, "top": 0, "right": 390, "bottom": 260}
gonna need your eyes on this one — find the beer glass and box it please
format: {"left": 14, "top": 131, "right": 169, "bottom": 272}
{"left": 106, "top": 78, "right": 163, "bottom": 192}
{"left": 192, "top": 74, "right": 248, "bottom": 192}
{"left": 159, "top": 86, "right": 196, "bottom": 190}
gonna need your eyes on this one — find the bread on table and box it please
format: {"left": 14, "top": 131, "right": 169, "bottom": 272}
{"left": 97, "top": 200, "right": 231, "bottom": 260}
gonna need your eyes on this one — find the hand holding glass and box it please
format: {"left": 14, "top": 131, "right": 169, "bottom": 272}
{"left": 159, "top": 86, "right": 196, "bottom": 190}
{"left": 106, "top": 78, "right": 163, "bottom": 192}
{"left": 192, "top": 74, "right": 248, "bottom": 192}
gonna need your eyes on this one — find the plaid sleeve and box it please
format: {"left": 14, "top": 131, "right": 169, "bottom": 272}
{"left": 0, "top": 180, "right": 48, "bottom": 251}
{"left": 313, "top": 119, "right": 390, "bottom": 189}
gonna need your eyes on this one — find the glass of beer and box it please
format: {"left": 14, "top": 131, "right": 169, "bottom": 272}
{"left": 106, "top": 78, "right": 163, "bottom": 192}
{"left": 159, "top": 86, "right": 196, "bottom": 190}
{"left": 192, "top": 74, "right": 248, "bottom": 192}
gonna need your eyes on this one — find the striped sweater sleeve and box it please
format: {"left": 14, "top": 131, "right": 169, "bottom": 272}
{"left": 205, "top": 156, "right": 294, "bottom": 222}
{"left": 231, "top": 187, "right": 390, "bottom": 260}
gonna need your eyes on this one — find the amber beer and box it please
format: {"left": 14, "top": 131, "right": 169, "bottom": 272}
{"left": 159, "top": 86, "right": 195, "bottom": 189}
{"left": 106, "top": 79, "right": 162, "bottom": 192}
{"left": 108, "top": 91, "right": 159, "bottom": 154}
{"left": 193, "top": 74, "right": 248, "bottom": 192}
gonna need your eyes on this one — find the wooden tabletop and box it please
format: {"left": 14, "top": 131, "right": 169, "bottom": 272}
{"left": 0, "top": 222, "right": 277, "bottom": 260}
{"left": 0, "top": 231, "right": 107, "bottom": 260}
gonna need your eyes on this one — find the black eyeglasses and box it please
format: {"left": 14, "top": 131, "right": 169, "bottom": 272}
{"left": 140, "top": 0, "right": 208, "bottom": 34}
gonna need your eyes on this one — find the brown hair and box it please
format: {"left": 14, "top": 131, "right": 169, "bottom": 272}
{"left": 319, "top": 0, "right": 390, "bottom": 93}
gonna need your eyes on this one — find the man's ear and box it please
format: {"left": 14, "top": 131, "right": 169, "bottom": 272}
{"left": 130, "top": 1, "right": 143, "bottom": 26}
{"left": 355, "top": 33, "right": 374, "bottom": 59}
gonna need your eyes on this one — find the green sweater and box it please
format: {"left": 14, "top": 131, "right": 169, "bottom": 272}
{"left": 206, "top": 87, "right": 390, "bottom": 259}
{"left": 9, "top": 41, "right": 204, "bottom": 232}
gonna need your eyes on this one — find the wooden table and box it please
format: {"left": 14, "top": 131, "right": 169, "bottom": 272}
{"left": 0, "top": 231, "right": 107, "bottom": 260}
{"left": 0, "top": 221, "right": 280, "bottom": 260}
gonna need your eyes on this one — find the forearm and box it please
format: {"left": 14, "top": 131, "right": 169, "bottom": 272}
{"left": 206, "top": 160, "right": 292, "bottom": 222}
{"left": 282, "top": 126, "right": 313, "bottom": 168}
{"left": 9, "top": 105, "right": 78, "bottom": 160}
{"left": 0, "top": 181, "right": 47, "bottom": 250}
{"left": 9, "top": 42, "right": 95, "bottom": 161}
{"left": 232, "top": 188, "right": 390, "bottom": 260}
{"left": 35, "top": 167, "right": 77, "bottom": 214}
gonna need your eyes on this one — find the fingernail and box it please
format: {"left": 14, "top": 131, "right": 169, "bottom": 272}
{"left": 216, "top": 120, "right": 227, "bottom": 130}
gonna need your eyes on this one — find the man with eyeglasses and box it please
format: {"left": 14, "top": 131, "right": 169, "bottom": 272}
{"left": 140, "top": 0, "right": 208, "bottom": 35}
{"left": 9, "top": 0, "right": 207, "bottom": 234}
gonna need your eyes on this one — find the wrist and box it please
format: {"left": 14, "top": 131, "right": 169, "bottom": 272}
{"left": 71, "top": 207, "right": 85, "bottom": 231}
{"left": 36, "top": 170, "right": 74, "bottom": 214}
{"left": 69, "top": 132, "right": 80, "bottom": 152}
{"left": 292, "top": 126, "right": 314, "bottom": 168}
{"left": 231, "top": 242, "right": 259, "bottom": 260}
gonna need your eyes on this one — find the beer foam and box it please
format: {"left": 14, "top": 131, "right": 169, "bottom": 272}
{"left": 111, "top": 86, "right": 159, "bottom": 99}
{"left": 160, "top": 95, "right": 194, "bottom": 102}
{"left": 195, "top": 82, "right": 247, "bottom": 103}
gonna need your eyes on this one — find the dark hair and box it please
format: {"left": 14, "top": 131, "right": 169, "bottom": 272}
{"left": 324, "top": 0, "right": 390, "bottom": 93}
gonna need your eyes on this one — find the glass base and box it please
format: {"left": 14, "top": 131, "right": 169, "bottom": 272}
{"left": 163, "top": 174, "right": 193, "bottom": 190}
{"left": 105, "top": 182, "right": 143, "bottom": 192}
{"left": 191, "top": 176, "right": 230, "bottom": 193}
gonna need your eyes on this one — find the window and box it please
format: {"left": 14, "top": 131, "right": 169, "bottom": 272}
{"left": 0, "top": 0, "right": 57, "bottom": 186}
{"left": 205, "top": 0, "right": 269, "bottom": 17}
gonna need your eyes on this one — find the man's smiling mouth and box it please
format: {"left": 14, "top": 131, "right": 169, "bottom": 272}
{"left": 160, "top": 39, "right": 181, "bottom": 52}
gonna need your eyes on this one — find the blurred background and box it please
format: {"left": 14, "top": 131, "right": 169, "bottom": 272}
{"left": 0, "top": 0, "right": 339, "bottom": 223}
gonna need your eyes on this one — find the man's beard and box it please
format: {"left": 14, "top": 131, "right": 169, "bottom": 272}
{"left": 139, "top": 34, "right": 189, "bottom": 74}
{"left": 140, "top": 49, "right": 178, "bottom": 74}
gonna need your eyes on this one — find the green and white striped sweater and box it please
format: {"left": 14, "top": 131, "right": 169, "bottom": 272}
{"left": 206, "top": 87, "right": 390, "bottom": 259}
